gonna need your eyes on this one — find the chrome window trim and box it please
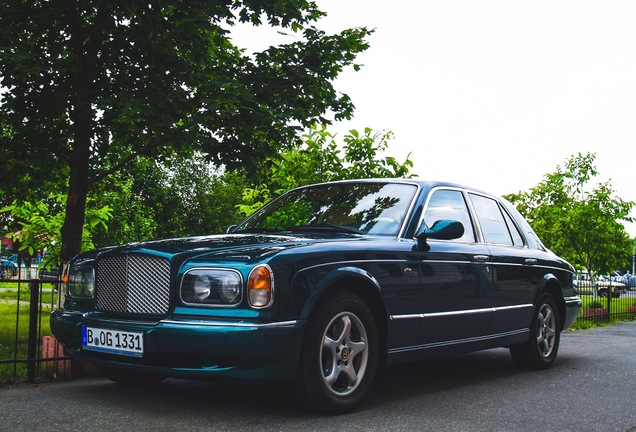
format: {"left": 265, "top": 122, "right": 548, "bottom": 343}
{"left": 417, "top": 186, "right": 479, "bottom": 243}
{"left": 465, "top": 190, "right": 530, "bottom": 247}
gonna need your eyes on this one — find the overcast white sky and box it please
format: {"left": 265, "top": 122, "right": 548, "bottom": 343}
{"left": 232, "top": 1, "right": 636, "bottom": 237}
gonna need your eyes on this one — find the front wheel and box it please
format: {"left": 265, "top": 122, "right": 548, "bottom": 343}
{"left": 296, "top": 292, "right": 379, "bottom": 414}
{"left": 510, "top": 293, "right": 560, "bottom": 369}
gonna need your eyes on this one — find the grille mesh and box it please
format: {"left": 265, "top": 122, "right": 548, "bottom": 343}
{"left": 96, "top": 254, "right": 171, "bottom": 315}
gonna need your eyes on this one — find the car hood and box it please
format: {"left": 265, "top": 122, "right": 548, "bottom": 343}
{"left": 86, "top": 233, "right": 366, "bottom": 263}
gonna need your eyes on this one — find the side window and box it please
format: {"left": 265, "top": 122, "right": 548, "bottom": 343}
{"left": 468, "top": 193, "right": 518, "bottom": 246}
{"left": 500, "top": 207, "right": 525, "bottom": 247}
{"left": 423, "top": 189, "right": 475, "bottom": 242}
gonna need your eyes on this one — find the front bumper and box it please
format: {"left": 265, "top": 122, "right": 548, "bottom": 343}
{"left": 50, "top": 309, "right": 305, "bottom": 381}
{"left": 563, "top": 295, "right": 582, "bottom": 330}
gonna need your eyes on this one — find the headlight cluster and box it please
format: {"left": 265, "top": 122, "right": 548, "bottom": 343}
{"left": 67, "top": 265, "right": 96, "bottom": 299}
{"left": 180, "top": 269, "right": 242, "bottom": 306}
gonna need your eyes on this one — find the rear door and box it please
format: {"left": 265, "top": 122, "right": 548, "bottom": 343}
{"left": 466, "top": 192, "right": 536, "bottom": 334}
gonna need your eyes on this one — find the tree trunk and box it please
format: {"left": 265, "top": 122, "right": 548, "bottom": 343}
{"left": 60, "top": 112, "right": 91, "bottom": 265}
{"left": 60, "top": 7, "right": 98, "bottom": 267}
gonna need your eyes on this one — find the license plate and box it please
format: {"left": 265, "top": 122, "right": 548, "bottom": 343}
{"left": 82, "top": 326, "right": 144, "bottom": 357}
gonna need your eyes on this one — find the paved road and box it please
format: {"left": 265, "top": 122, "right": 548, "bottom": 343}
{"left": 1, "top": 322, "right": 635, "bottom": 432}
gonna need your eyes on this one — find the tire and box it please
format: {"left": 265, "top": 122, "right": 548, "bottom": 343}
{"left": 99, "top": 366, "right": 166, "bottom": 385}
{"left": 296, "top": 292, "right": 379, "bottom": 414}
{"left": 510, "top": 293, "right": 560, "bottom": 369}
{"left": 598, "top": 289, "right": 608, "bottom": 298}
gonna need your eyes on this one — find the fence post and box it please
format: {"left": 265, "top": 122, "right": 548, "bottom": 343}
{"left": 27, "top": 279, "right": 40, "bottom": 383}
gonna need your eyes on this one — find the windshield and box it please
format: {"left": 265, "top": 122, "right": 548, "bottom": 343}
{"left": 234, "top": 182, "right": 418, "bottom": 236}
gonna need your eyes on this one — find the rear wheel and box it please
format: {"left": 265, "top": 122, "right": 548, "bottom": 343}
{"left": 99, "top": 366, "right": 166, "bottom": 385}
{"left": 296, "top": 292, "right": 379, "bottom": 414}
{"left": 510, "top": 293, "right": 560, "bottom": 369}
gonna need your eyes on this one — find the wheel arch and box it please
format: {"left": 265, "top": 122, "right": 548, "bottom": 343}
{"left": 299, "top": 267, "right": 389, "bottom": 366}
{"left": 538, "top": 274, "right": 566, "bottom": 331}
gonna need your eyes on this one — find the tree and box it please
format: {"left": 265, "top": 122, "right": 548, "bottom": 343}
{"left": 0, "top": 1, "right": 372, "bottom": 265}
{"left": 91, "top": 156, "right": 248, "bottom": 247}
{"left": 0, "top": 194, "right": 111, "bottom": 269}
{"left": 238, "top": 125, "right": 414, "bottom": 216}
{"left": 505, "top": 153, "right": 634, "bottom": 281}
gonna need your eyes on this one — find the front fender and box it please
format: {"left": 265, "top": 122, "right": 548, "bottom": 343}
{"left": 293, "top": 265, "right": 383, "bottom": 321}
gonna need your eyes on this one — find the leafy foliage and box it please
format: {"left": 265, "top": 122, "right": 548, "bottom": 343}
{"left": 238, "top": 125, "right": 414, "bottom": 216}
{"left": 0, "top": 195, "right": 112, "bottom": 268}
{"left": 505, "top": 153, "right": 634, "bottom": 276}
{"left": 89, "top": 156, "right": 248, "bottom": 247}
{"left": 0, "top": 1, "right": 372, "bottom": 262}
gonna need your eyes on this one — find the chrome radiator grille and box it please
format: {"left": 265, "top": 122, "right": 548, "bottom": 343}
{"left": 96, "top": 254, "right": 171, "bottom": 315}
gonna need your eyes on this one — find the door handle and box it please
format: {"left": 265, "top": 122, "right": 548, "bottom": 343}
{"left": 525, "top": 258, "right": 537, "bottom": 265}
{"left": 473, "top": 255, "right": 490, "bottom": 262}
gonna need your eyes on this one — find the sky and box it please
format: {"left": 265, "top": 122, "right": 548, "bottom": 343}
{"left": 231, "top": 1, "right": 636, "bottom": 237}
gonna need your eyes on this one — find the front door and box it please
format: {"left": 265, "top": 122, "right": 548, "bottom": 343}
{"left": 417, "top": 188, "right": 494, "bottom": 346}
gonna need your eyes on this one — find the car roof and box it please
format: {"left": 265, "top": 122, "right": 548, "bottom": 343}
{"left": 294, "top": 178, "right": 497, "bottom": 197}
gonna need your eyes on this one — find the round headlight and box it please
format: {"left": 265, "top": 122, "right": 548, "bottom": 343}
{"left": 193, "top": 274, "right": 211, "bottom": 300}
{"left": 180, "top": 269, "right": 243, "bottom": 306}
{"left": 68, "top": 266, "right": 95, "bottom": 299}
{"left": 218, "top": 273, "right": 241, "bottom": 303}
{"left": 68, "top": 272, "right": 83, "bottom": 297}
{"left": 82, "top": 270, "right": 95, "bottom": 297}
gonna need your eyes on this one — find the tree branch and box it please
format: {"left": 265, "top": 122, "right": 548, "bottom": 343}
{"left": 89, "top": 135, "right": 174, "bottom": 185}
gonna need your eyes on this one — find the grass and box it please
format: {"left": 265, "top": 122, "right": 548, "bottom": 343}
{"left": 0, "top": 279, "right": 60, "bottom": 304}
{"left": 0, "top": 284, "right": 58, "bottom": 382}
{"left": 0, "top": 290, "right": 57, "bottom": 304}
{"left": 568, "top": 294, "right": 636, "bottom": 330}
{"left": 579, "top": 293, "right": 636, "bottom": 311}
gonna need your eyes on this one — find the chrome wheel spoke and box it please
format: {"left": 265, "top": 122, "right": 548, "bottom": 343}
{"left": 536, "top": 305, "right": 556, "bottom": 357}
{"left": 320, "top": 311, "right": 369, "bottom": 396}
{"left": 322, "top": 336, "right": 340, "bottom": 385}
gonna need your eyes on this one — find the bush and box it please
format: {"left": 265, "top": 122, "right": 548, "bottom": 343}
{"left": 588, "top": 300, "right": 604, "bottom": 308}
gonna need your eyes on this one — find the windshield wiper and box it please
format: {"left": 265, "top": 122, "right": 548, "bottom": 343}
{"left": 287, "top": 224, "right": 363, "bottom": 235}
{"left": 233, "top": 227, "right": 282, "bottom": 234}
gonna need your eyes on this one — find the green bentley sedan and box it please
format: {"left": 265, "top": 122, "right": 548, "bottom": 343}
{"left": 50, "top": 179, "right": 581, "bottom": 413}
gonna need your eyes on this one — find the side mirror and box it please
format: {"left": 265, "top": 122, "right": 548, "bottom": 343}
{"left": 417, "top": 220, "right": 464, "bottom": 241}
{"left": 226, "top": 225, "right": 237, "bottom": 234}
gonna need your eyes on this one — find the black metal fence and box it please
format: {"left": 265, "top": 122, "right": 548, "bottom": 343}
{"left": 0, "top": 277, "right": 73, "bottom": 384}
{"left": 1, "top": 276, "right": 635, "bottom": 384}
{"left": 577, "top": 285, "right": 636, "bottom": 323}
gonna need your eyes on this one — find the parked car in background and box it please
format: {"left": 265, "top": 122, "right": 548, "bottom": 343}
{"left": 51, "top": 179, "right": 582, "bottom": 413}
{"left": 610, "top": 271, "right": 630, "bottom": 289}
{"left": 0, "top": 258, "right": 18, "bottom": 279}
{"left": 573, "top": 272, "right": 624, "bottom": 298}
{"left": 39, "top": 266, "right": 61, "bottom": 282}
